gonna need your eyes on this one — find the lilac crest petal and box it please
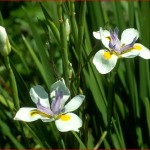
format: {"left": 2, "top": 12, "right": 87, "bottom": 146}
{"left": 109, "top": 41, "right": 115, "bottom": 49}
{"left": 36, "top": 99, "right": 53, "bottom": 115}
{"left": 50, "top": 80, "right": 70, "bottom": 101}
{"left": 120, "top": 37, "right": 137, "bottom": 52}
{"left": 110, "top": 29, "right": 115, "bottom": 40}
{"left": 51, "top": 90, "right": 63, "bottom": 114}
{"left": 109, "top": 28, "right": 121, "bottom": 52}
{"left": 114, "top": 27, "right": 119, "bottom": 37}
{"left": 50, "top": 80, "right": 70, "bottom": 109}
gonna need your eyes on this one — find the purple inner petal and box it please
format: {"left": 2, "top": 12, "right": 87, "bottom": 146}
{"left": 109, "top": 28, "right": 121, "bottom": 52}
{"left": 36, "top": 98, "right": 53, "bottom": 115}
{"left": 109, "top": 41, "right": 115, "bottom": 50}
{"left": 110, "top": 29, "right": 116, "bottom": 40}
{"left": 120, "top": 37, "right": 137, "bottom": 52}
{"left": 51, "top": 90, "right": 63, "bottom": 114}
{"left": 114, "top": 27, "right": 119, "bottom": 37}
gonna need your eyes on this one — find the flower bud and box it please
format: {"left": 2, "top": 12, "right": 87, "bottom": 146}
{"left": 0, "top": 26, "right": 11, "bottom": 56}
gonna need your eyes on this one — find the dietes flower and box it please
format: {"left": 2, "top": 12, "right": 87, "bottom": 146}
{"left": 14, "top": 80, "right": 85, "bottom": 132}
{"left": 0, "top": 26, "right": 11, "bottom": 56}
{"left": 93, "top": 27, "right": 150, "bottom": 74}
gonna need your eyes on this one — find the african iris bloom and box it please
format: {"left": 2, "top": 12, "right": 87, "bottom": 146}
{"left": 93, "top": 27, "right": 150, "bottom": 74}
{"left": 14, "top": 80, "right": 85, "bottom": 132}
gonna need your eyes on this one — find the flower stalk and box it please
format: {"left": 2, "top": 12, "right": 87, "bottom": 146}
{"left": 77, "top": 1, "right": 86, "bottom": 67}
{"left": 72, "top": 131, "right": 87, "bottom": 149}
{"left": 107, "top": 60, "right": 120, "bottom": 128}
{"left": 94, "top": 130, "right": 107, "bottom": 150}
{"left": 5, "top": 56, "right": 20, "bottom": 109}
{"left": 0, "top": 26, "right": 19, "bottom": 109}
{"left": 69, "top": 1, "right": 78, "bottom": 45}
{"left": 57, "top": 3, "right": 69, "bottom": 87}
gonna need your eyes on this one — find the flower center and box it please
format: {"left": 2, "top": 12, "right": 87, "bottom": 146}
{"left": 106, "top": 36, "right": 111, "bottom": 41}
{"left": 134, "top": 44, "right": 142, "bottom": 50}
{"left": 103, "top": 51, "right": 112, "bottom": 60}
{"left": 60, "top": 114, "right": 71, "bottom": 121}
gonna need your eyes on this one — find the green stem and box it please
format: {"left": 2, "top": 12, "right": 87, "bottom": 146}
{"left": 5, "top": 56, "right": 20, "bottom": 109}
{"left": 69, "top": 1, "right": 78, "bottom": 45}
{"left": 4, "top": 57, "right": 29, "bottom": 147}
{"left": 94, "top": 131, "right": 107, "bottom": 150}
{"left": 72, "top": 131, "right": 87, "bottom": 149}
{"left": 57, "top": 2, "right": 69, "bottom": 87}
{"left": 107, "top": 60, "right": 120, "bottom": 128}
{"left": 77, "top": 1, "right": 86, "bottom": 73}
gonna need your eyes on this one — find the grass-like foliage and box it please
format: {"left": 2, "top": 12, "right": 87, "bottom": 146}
{"left": 0, "top": 1, "right": 150, "bottom": 149}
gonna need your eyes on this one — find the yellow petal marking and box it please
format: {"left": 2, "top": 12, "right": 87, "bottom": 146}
{"left": 106, "top": 36, "right": 111, "bottom": 41}
{"left": 30, "top": 109, "right": 52, "bottom": 118}
{"left": 103, "top": 51, "right": 112, "bottom": 60}
{"left": 134, "top": 44, "right": 142, "bottom": 51}
{"left": 60, "top": 114, "right": 71, "bottom": 121}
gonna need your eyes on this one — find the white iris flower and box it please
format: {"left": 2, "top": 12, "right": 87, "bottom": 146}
{"left": 93, "top": 27, "right": 150, "bottom": 74}
{"left": 14, "top": 80, "right": 85, "bottom": 132}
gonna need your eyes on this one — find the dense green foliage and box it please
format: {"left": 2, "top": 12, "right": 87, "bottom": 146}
{"left": 0, "top": 1, "right": 150, "bottom": 148}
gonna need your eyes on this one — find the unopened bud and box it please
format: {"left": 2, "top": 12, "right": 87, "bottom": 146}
{"left": 0, "top": 26, "right": 11, "bottom": 56}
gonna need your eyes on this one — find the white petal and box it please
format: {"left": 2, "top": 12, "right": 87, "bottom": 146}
{"left": 93, "top": 50, "right": 118, "bottom": 74}
{"left": 93, "top": 31, "right": 101, "bottom": 39}
{"left": 55, "top": 113, "right": 82, "bottom": 132}
{"left": 134, "top": 43, "right": 150, "bottom": 59}
{"left": 100, "top": 28, "right": 110, "bottom": 49}
{"left": 121, "top": 50, "right": 140, "bottom": 58}
{"left": 121, "top": 28, "right": 139, "bottom": 45}
{"left": 30, "top": 85, "right": 50, "bottom": 108}
{"left": 50, "top": 80, "right": 70, "bottom": 108}
{"left": 14, "top": 107, "right": 52, "bottom": 122}
{"left": 121, "top": 43, "right": 150, "bottom": 59}
{"left": 64, "top": 95, "right": 85, "bottom": 113}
